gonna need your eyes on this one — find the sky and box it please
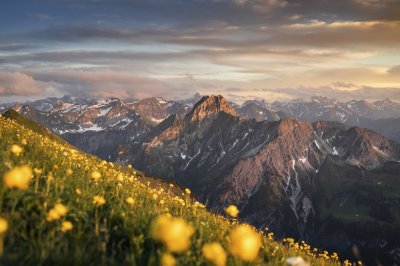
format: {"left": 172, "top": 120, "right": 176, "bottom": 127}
{"left": 0, "top": 0, "right": 400, "bottom": 103}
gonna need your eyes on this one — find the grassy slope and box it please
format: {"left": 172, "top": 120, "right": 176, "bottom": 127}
{"left": 0, "top": 112, "right": 341, "bottom": 265}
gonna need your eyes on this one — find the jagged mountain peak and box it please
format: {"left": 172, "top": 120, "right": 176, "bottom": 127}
{"left": 185, "top": 95, "right": 238, "bottom": 122}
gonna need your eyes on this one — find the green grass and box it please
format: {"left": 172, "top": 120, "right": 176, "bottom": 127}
{"left": 0, "top": 112, "right": 342, "bottom": 265}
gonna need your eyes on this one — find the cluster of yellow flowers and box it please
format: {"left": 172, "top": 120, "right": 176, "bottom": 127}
{"left": 150, "top": 213, "right": 263, "bottom": 266}
{"left": 47, "top": 203, "right": 68, "bottom": 221}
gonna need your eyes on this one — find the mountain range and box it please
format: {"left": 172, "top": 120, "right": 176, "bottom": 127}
{"left": 2, "top": 94, "right": 400, "bottom": 264}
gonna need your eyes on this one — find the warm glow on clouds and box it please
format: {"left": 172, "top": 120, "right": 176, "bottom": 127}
{"left": 0, "top": 0, "right": 399, "bottom": 102}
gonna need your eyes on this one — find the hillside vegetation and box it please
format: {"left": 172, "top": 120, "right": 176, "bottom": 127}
{"left": 0, "top": 112, "right": 350, "bottom": 265}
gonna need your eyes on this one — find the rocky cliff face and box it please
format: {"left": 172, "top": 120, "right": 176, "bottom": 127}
{"left": 116, "top": 95, "right": 400, "bottom": 264}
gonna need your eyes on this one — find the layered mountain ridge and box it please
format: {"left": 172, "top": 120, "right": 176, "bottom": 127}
{"left": 2, "top": 94, "right": 400, "bottom": 263}
{"left": 115, "top": 96, "right": 400, "bottom": 264}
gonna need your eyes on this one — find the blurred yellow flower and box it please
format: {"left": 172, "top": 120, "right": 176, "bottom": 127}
{"left": 54, "top": 203, "right": 68, "bottom": 216}
{"left": 90, "top": 171, "right": 102, "bottom": 182}
{"left": 202, "top": 242, "right": 227, "bottom": 266}
{"left": 11, "top": 144, "right": 23, "bottom": 156}
{"left": 75, "top": 188, "right": 82, "bottom": 195}
{"left": 33, "top": 168, "right": 43, "bottom": 175}
{"left": 93, "top": 195, "right": 106, "bottom": 206}
{"left": 151, "top": 214, "right": 194, "bottom": 253}
{"left": 47, "top": 173, "right": 54, "bottom": 182}
{"left": 21, "top": 139, "right": 28, "bottom": 145}
{"left": 161, "top": 253, "right": 176, "bottom": 266}
{"left": 66, "top": 169, "right": 73, "bottom": 176}
{"left": 229, "top": 225, "right": 261, "bottom": 262}
{"left": 3, "top": 165, "right": 33, "bottom": 190}
{"left": 0, "top": 218, "right": 8, "bottom": 234}
{"left": 225, "top": 205, "right": 239, "bottom": 218}
{"left": 117, "top": 174, "right": 124, "bottom": 182}
{"left": 61, "top": 221, "right": 73, "bottom": 232}
{"left": 126, "top": 197, "right": 135, "bottom": 205}
{"left": 47, "top": 203, "right": 68, "bottom": 221}
{"left": 184, "top": 188, "right": 191, "bottom": 195}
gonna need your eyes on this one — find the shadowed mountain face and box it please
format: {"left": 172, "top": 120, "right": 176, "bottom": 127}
{"left": 4, "top": 95, "right": 400, "bottom": 264}
{"left": 116, "top": 96, "right": 400, "bottom": 264}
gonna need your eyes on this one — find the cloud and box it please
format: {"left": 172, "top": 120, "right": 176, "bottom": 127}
{"left": 388, "top": 65, "right": 400, "bottom": 76}
{"left": 353, "top": 0, "right": 397, "bottom": 8}
{"left": 31, "top": 70, "right": 171, "bottom": 99}
{"left": 269, "top": 83, "right": 400, "bottom": 102}
{"left": 0, "top": 43, "right": 36, "bottom": 51}
{"left": 231, "top": 0, "right": 288, "bottom": 12}
{"left": 27, "top": 18, "right": 400, "bottom": 51}
{"left": 0, "top": 71, "right": 48, "bottom": 96}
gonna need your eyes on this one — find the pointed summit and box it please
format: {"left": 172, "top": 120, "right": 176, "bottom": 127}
{"left": 185, "top": 95, "right": 238, "bottom": 122}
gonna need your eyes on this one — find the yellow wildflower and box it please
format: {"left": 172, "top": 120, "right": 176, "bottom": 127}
{"left": 151, "top": 214, "right": 194, "bottom": 253}
{"left": 229, "top": 225, "right": 261, "bottom": 262}
{"left": 47, "top": 173, "right": 54, "bottom": 182}
{"left": 126, "top": 197, "right": 135, "bottom": 205}
{"left": 61, "top": 221, "right": 73, "bottom": 232}
{"left": 160, "top": 253, "right": 176, "bottom": 266}
{"left": 202, "top": 242, "right": 227, "bottom": 266}
{"left": 225, "top": 205, "right": 239, "bottom": 218}
{"left": 3, "top": 165, "right": 33, "bottom": 190}
{"left": 21, "top": 139, "right": 27, "bottom": 145}
{"left": 66, "top": 169, "right": 73, "bottom": 176}
{"left": 93, "top": 195, "right": 106, "bottom": 206}
{"left": 0, "top": 218, "right": 8, "bottom": 234}
{"left": 184, "top": 188, "right": 191, "bottom": 194}
{"left": 11, "top": 144, "right": 23, "bottom": 156}
{"left": 33, "top": 168, "right": 42, "bottom": 175}
{"left": 47, "top": 203, "right": 68, "bottom": 221}
{"left": 75, "top": 188, "right": 82, "bottom": 195}
{"left": 47, "top": 209, "right": 61, "bottom": 221}
{"left": 90, "top": 171, "right": 102, "bottom": 182}
{"left": 54, "top": 203, "right": 68, "bottom": 216}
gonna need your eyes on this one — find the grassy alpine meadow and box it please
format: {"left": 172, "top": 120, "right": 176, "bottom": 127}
{"left": 0, "top": 111, "right": 353, "bottom": 266}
